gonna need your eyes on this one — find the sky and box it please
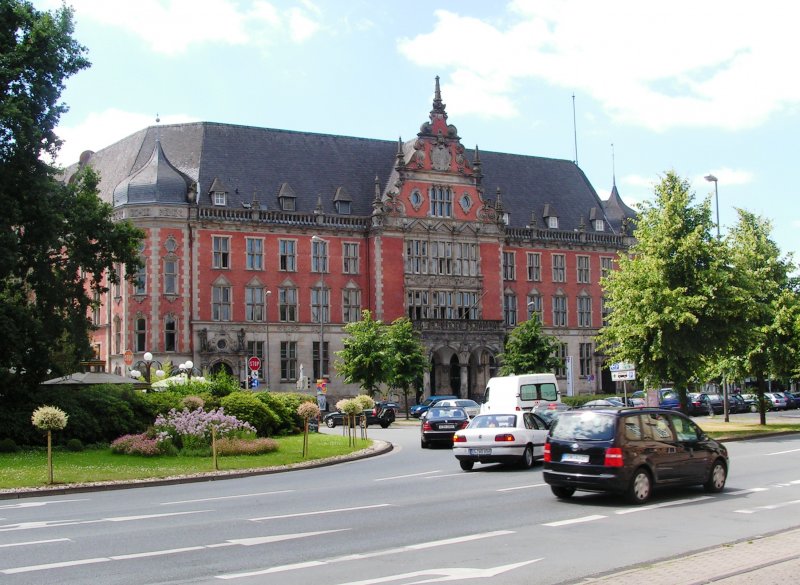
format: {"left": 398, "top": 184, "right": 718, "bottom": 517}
{"left": 37, "top": 0, "right": 800, "bottom": 258}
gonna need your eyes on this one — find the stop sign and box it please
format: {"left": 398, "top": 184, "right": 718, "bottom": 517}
{"left": 248, "top": 356, "right": 261, "bottom": 371}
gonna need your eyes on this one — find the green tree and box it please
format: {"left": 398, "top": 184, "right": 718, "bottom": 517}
{"left": 497, "top": 316, "right": 560, "bottom": 375}
{"left": 334, "top": 310, "right": 388, "bottom": 397}
{"left": 724, "top": 210, "right": 797, "bottom": 424}
{"left": 597, "top": 171, "right": 738, "bottom": 407}
{"left": 0, "top": 2, "right": 144, "bottom": 398}
{"left": 385, "top": 317, "right": 427, "bottom": 418}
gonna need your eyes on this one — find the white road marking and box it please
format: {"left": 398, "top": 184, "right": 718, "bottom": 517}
{"left": 724, "top": 488, "right": 768, "bottom": 495}
{"left": 0, "top": 510, "right": 211, "bottom": 532}
{"left": 614, "top": 495, "right": 713, "bottom": 514}
{"left": 766, "top": 448, "right": 800, "bottom": 456}
{"left": 735, "top": 498, "right": 800, "bottom": 514}
{"left": 425, "top": 472, "right": 473, "bottom": 479}
{"left": 250, "top": 503, "right": 391, "bottom": 521}
{"left": 0, "top": 538, "right": 70, "bottom": 548}
{"left": 374, "top": 470, "right": 441, "bottom": 481}
{"left": 0, "top": 530, "right": 346, "bottom": 575}
{"left": 0, "top": 499, "right": 88, "bottom": 510}
{"left": 160, "top": 490, "right": 293, "bottom": 505}
{"left": 497, "top": 483, "right": 547, "bottom": 492}
{"left": 324, "top": 559, "right": 543, "bottom": 585}
{"left": 543, "top": 515, "right": 606, "bottom": 527}
{"left": 216, "top": 530, "right": 515, "bottom": 580}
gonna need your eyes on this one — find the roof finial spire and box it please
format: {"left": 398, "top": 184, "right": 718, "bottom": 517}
{"left": 611, "top": 143, "right": 616, "bottom": 187}
{"left": 431, "top": 75, "right": 445, "bottom": 115}
{"left": 155, "top": 113, "right": 161, "bottom": 143}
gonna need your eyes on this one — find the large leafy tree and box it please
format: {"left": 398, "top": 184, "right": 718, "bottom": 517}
{"left": 384, "top": 317, "right": 427, "bottom": 418}
{"left": 334, "top": 310, "right": 389, "bottom": 398}
{"left": 497, "top": 316, "right": 561, "bottom": 375}
{"left": 0, "top": 2, "right": 143, "bottom": 398}
{"left": 597, "top": 171, "right": 739, "bottom": 406}
{"left": 723, "top": 209, "right": 797, "bottom": 424}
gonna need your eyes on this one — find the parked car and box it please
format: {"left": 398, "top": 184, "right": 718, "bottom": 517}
{"left": 409, "top": 395, "right": 458, "bottom": 418}
{"left": 420, "top": 406, "right": 470, "bottom": 448}
{"left": 726, "top": 394, "right": 748, "bottom": 414}
{"left": 686, "top": 393, "right": 723, "bottom": 416}
{"left": 543, "top": 407, "right": 729, "bottom": 504}
{"left": 740, "top": 393, "right": 759, "bottom": 412}
{"left": 764, "top": 392, "right": 787, "bottom": 411}
{"left": 779, "top": 392, "right": 797, "bottom": 410}
{"left": 582, "top": 398, "right": 626, "bottom": 409}
{"left": 530, "top": 402, "right": 572, "bottom": 428}
{"left": 700, "top": 393, "right": 725, "bottom": 415}
{"left": 323, "top": 401, "right": 397, "bottom": 428}
{"left": 435, "top": 399, "right": 481, "bottom": 418}
{"left": 629, "top": 391, "right": 647, "bottom": 407}
{"left": 453, "top": 412, "right": 549, "bottom": 470}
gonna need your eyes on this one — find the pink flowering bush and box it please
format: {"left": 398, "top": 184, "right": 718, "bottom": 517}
{"left": 154, "top": 407, "right": 256, "bottom": 452}
{"left": 111, "top": 433, "right": 170, "bottom": 456}
{"left": 215, "top": 437, "right": 278, "bottom": 455}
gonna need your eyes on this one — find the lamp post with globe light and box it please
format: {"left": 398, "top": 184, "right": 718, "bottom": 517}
{"left": 311, "top": 236, "right": 327, "bottom": 383}
{"left": 130, "top": 352, "right": 164, "bottom": 387}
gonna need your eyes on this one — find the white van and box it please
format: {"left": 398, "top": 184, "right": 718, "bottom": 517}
{"left": 481, "top": 374, "right": 561, "bottom": 413}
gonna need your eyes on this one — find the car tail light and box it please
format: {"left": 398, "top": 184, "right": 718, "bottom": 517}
{"left": 422, "top": 422, "right": 432, "bottom": 431}
{"left": 460, "top": 420, "right": 469, "bottom": 429}
{"left": 604, "top": 447, "right": 624, "bottom": 467}
{"left": 494, "top": 433, "right": 515, "bottom": 442}
{"left": 453, "top": 434, "right": 466, "bottom": 443}
{"left": 543, "top": 443, "right": 551, "bottom": 462}
{"left": 515, "top": 405, "right": 521, "bottom": 411}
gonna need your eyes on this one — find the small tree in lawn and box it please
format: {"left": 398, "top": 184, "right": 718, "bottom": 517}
{"left": 497, "top": 316, "right": 561, "bottom": 375}
{"left": 336, "top": 398, "right": 363, "bottom": 446}
{"left": 385, "top": 317, "right": 427, "bottom": 418}
{"left": 31, "top": 406, "right": 68, "bottom": 484}
{"left": 335, "top": 310, "right": 388, "bottom": 397}
{"left": 297, "top": 402, "right": 321, "bottom": 457}
{"left": 353, "top": 394, "right": 375, "bottom": 439}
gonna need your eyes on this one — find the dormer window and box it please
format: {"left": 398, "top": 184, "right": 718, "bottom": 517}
{"left": 280, "top": 196, "right": 295, "bottom": 211}
{"left": 277, "top": 182, "right": 298, "bottom": 212}
{"left": 335, "top": 200, "right": 351, "bottom": 215}
{"left": 213, "top": 191, "right": 226, "bottom": 206}
{"left": 594, "top": 219, "right": 605, "bottom": 231}
{"left": 548, "top": 216, "right": 559, "bottom": 229}
{"left": 503, "top": 212, "right": 510, "bottom": 225}
{"left": 333, "top": 186, "right": 352, "bottom": 215}
{"left": 543, "top": 203, "right": 558, "bottom": 229}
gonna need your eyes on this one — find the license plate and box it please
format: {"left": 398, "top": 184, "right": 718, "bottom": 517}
{"left": 561, "top": 453, "right": 589, "bottom": 463}
{"left": 469, "top": 448, "right": 491, "bottom": 456}
{"left": 438, "top": 424, "right": 455, "bottom": 430}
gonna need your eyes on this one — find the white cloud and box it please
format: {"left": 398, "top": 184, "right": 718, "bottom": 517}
{"left": 398, "top": 1, "right": 800, "bottom": 132}
{"left": 53, "top": 109, "right": 197, "bottom": 166}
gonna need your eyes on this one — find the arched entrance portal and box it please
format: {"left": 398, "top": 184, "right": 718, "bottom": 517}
{"left": 210, "top": 361, "right": 233, "bottom": 376}
{"left": 449, "top": 355, "right": 460, "bottom": 396}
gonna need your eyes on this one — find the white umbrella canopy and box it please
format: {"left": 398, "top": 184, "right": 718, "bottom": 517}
{"left": 150, "top": 374, "right": 207, "bottom": 389}
{"left": 40, "top": 371, "right": 148, "bottom": 389}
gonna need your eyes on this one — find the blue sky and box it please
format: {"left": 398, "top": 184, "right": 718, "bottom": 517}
{"left": 39, "top": 0, "right": 800, "bottom": 258}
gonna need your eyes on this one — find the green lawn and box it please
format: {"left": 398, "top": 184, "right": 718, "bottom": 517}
{"left": 0, "top": 433, "right": 371, "bottom": 490}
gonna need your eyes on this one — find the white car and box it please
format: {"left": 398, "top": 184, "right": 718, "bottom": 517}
{"left": 435, "top": 399, "right": 481, "bottom": 418}
{"left": 452, "top": 412, "right": 549, "bottom": 471}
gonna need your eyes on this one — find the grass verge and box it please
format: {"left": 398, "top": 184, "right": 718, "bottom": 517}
{"left": 0, "top": 433, "right": 371, "bottom": 490}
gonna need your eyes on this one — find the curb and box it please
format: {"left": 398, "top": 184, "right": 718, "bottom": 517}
{"left": 0, "top": 440, "right": 393, "bottom": 500}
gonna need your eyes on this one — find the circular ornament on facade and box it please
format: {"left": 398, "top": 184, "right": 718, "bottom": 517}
{"left": 460, "top": 193, "right": 472, "bottom": 213}
{"left": 409, "top": 189, "right": 424, "bottom": 210}
{"left": 217, "top": 338, "right": 227, "bottom": 350}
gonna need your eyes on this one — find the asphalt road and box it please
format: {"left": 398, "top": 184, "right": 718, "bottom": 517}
{"left": 1, "top": 421, "right": 800, "bottom": 585}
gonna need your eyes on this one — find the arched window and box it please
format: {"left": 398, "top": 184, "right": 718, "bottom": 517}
{"left": 164, "top": 315, "right": 177, "bottom": 352}
{"left": 135, "top": 317, "right": 146, "bottom": 351}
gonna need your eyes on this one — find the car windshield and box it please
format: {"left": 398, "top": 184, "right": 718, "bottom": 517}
{"left": 550, "top": 412, "right": 616, "bottom": 440}
{"left": 428, "top": 407, "right": 467, "bottom": 419}
{"left": 469, "top": 414, "right": 517, "bottom": 428}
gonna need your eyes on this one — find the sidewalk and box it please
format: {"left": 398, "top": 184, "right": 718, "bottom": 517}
{"left": 577, "top": 526, "right": 800, "bottom": 585}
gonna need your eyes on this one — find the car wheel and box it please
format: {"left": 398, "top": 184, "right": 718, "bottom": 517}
{"left": 750, "top": 404, "right": 758, "bottom": 413}
{"left": 626, "top": 468, "right": 652, "bottom": 504}
{"left": 520, "top": 445, "right": 535, "bottom": 469}
{"left": 551, "top": 486, "right": 575, "bottom": 499}
{"left": 459, "top": 460, "right": 474, "bottom": 471}
{"left": 380, "top": 421, "right": 390, "bottom": 428}
{"left": 420, "top": 438, "right": 428, "bottom": 449}
{"left": 325, "top": 418, "right": 336, "bottom": 428}
{"left": 704, "top": 459, "right": 727, "bottom": 493}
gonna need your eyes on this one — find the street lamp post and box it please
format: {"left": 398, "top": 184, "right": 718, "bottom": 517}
{"left": 705, "top": 173, "right": 727, "bottom": 421}
{"left": 705, "top": 174, "right": 720, "bottom": 238}
{"left": 265, "top": 289, "right": 271, "bottom": 389}
{"left": 130, "top": 351, "right": 164, "bottom": 387}
{"left": 311, "top": 236, "right": 326, "bottom": 383}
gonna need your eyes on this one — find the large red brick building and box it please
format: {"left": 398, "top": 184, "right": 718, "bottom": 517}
{"left": 71, "top": 78, "right": 635, "bottom": 401}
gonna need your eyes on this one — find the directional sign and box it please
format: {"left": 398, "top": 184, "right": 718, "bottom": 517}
{"left": 612, "top": 370, "right": 637, "bottom": 381}
{"left": 610, "top": 361, "right": 635, "bottom": 372}
{"left": 248, "top": 356, "right": 261, "bottom": 371}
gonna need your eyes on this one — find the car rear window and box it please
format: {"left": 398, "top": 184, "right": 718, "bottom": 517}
{"left": 550, "top": 412, "right": 616, "bottom": 440}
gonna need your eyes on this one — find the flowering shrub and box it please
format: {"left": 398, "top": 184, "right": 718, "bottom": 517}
{"left": 354, "top": 395, "right": 375, "bottom": 411}
{"left": 31, "top": 406, "right": 68, "bottom": 431}
{"left": 297, "top": 401, "right": 321, "bottom": 420}
{"left": 111, "top": 433, "right": 168, "bottom": 456}
{"left": 154, "top": 407, "right": 255, "bottom": 451}
{"left": 215, "top": 437, "right": 279, "bottom": 455}
{"left": 182, "top": 395, "right": 205, "bottom": 411}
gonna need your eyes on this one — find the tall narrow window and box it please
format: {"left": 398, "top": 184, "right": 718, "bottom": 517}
{"left": 313, "top": 341, "right": 329, "bottom": 380}
{"left": 455, "top": 243, "right": 477, "bottom": 276}
{"left": 279, "top": 287, "right": 297, "bottom": 322}
{"left": 164, "top": 258, "right": 177, "bottom": 295}
{"left": 554, "top": 343, "right": 568, "bottom": 377}
{"left": 114, "top": 316, "right": 121, "bottom": 354}
{"left": 578, "top": 296, "right": 592, "bottom": 328}
{"left": 552, "top": 254, "right": 566, "bottom": 282}
{"left": 601, "top": 297, "right": 611, "bottom": 326}
{"left": 113, "top": 263, "right": 122, "bottom": 298}
{"left": 504, "top": 294, "right": 517, "bottom": 327}
{"left": 164, "top": 316, "right": 177, "bottom": 352}
{"left": 279, "top": 239, "right": 296, "bottom": 271}
{"left": 312, "top": 239, "right": 328, "bottom": 273}
{"left": 579, "top": 342, "right": 593, "bottom": 377}
{"left": 342, "top": 242, "right": 359, "bottom": 274}
{"left": 601, "top": 256, "right": 614, "bottom": 280}
{"left": 503, "top": 251, "right": 516, "bottom": 281}
{"left": 552, "top": 295, "right": 567, "bottom": 327}
{"left": 245, "top": 286, "right": 264, "bottom": 322}
{"left": 212, "top": 285, "right": 231, "bottom": 321}
{"left": 246, "top": 340, "right": 265, "bottom": 380}
{"left": 280, "top": 341, "right": 297, "bottom": 380}
{"left": 577, "top": 255, "right": 590, "bottom": 284}
{"left": 246, "top": 238, "right": 263, "bottom": 270}
{"left": 342, "top": 288, "right": 361, "bottom": 322}
{"left": 92, "top": 291, "right": 100, "bottom": 325}
{"left": 527, "top": 293, "right": 543, "bottom": 324}
{"left": 527, "top": 252, "right": 541, "bottom": 281}
{"left": 135, "top": 317, "right": 146, "bottom": 352}
{"left": 430, "top": 186, "right": 453, "bottom": 217}
{"left": 312, "top": 286, "right": 329, "bottom": 324}
{"left": 212, "top": 236, "right": 230, "bottom": 269}
{"left": 133, "top": 260, "right": 147, "bottom": 295}
{"left": 405, "top": 240, "right": 428, "bottom": 274}
{"left": 407, "top": 290, "right": 429, "bottom": 320}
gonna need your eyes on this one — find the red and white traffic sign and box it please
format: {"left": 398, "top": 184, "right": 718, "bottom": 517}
{"left": 248, "top": 356, "right": 261, "bottom": 371}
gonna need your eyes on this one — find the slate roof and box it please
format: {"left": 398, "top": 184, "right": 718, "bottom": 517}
{"left": 70, "top": 121, "right": 631, "bottom": 233}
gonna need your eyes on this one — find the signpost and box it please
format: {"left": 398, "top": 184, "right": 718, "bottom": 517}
{"left": 610, "top": 362, "right": 636, "bottom": 404}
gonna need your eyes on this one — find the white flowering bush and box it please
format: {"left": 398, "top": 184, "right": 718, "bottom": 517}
{"left": 31, "top": 406, "right": 68, "bottom": 431}
{"left": 354, "top": 394, "right": 375, "bottom": 411}
{"left": 297, "top": 401, "right": 320, "bottom": 421}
